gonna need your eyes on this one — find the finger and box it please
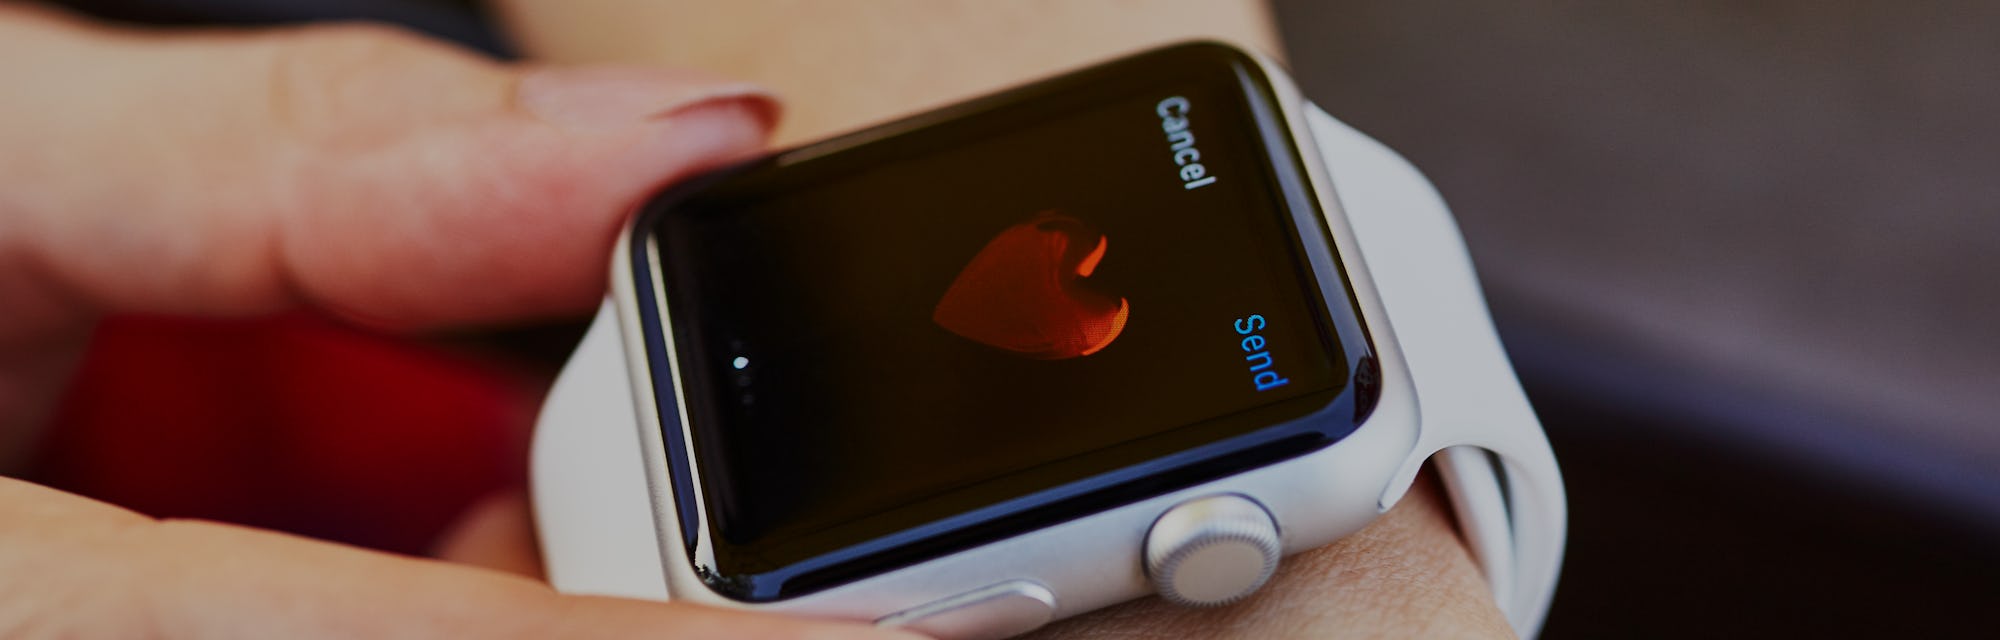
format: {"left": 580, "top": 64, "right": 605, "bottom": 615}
{"left": 432, "top": 489, "right": 545, "bottom": 579}
{"left": 0, "top": 476, "right": 918, "bottom": 639}
{"left": 0, "top": 8, "right": 779, "bottom": 330}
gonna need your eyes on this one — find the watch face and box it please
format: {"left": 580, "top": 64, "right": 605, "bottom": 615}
{"left": 634, "top": 42, "right": 1378, "bottom": 602}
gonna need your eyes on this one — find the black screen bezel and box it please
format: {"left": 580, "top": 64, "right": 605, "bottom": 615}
{"left": 629, "top": 42, "right": 1380, "bottom": 602}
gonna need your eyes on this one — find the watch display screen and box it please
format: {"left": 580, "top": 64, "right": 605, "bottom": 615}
{"left": 637, "top": 44, "right": 1378, "bottom": 601}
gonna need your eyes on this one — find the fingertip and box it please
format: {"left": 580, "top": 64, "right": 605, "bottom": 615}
{"left": 285, "top": 92, "right": 776, "bottom": 331}
{"left": 638, "top": 95, "right": 779, "bottom": 180}
{"left": 517, "top": 64, "right": 781, "bottom": 136}
{"left": 430, "top": 97, "right": 776, "bottom": 327}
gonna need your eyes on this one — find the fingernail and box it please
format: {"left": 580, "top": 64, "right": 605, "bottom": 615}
{"left": 517, "top": 66, "right": 779, "bottom": 132}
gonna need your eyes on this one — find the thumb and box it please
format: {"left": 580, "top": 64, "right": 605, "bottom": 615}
{"left": 0, "top": 476, "right": 917, "bottom": 639}
{"left": 1, "top": 9, "right": 778, "bottom": 330}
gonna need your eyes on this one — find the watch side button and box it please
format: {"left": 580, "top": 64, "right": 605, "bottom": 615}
{"left": 1144, "top": 493, "right": 1281, "bottom": 606}
{"left": 876, "top": 580, "right": 1056, "bottom": 640}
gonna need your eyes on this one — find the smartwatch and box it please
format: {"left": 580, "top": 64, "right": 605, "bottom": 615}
{"left": 530, "top": 42, "right": 1565, "bottom": 639}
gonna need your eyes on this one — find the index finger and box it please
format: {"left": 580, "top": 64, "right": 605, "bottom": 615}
{"left": 0, "top": 12, "right": 775, "bottom": 331}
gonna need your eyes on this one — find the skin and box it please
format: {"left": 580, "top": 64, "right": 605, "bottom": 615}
{"left": 491, "top": 0, "right": 1284, "bottom": 147}
{"left": 1030, "top": 474, "right": 1510, "bottom": 639}
{"left": 0, "top": 1, "right": 1514, "bottom": 637}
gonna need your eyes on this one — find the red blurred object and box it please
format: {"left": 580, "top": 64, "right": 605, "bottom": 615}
{"left": 30, "top": 314, "right": 537, "bottom": 555}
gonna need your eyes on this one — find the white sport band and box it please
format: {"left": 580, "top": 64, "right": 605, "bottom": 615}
{"left": 1305, "top": 106, "right": 1566, "bottom": 636}
{"left": 531, "top": 103, "right": 1565, "bottom": 638}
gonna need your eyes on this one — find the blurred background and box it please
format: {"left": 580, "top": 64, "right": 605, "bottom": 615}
{"left": 1274, "top": 3, "right": 2000, "bottom": 635}
{"left": 28, "top": 0, "right": 2000, "bottom": 637}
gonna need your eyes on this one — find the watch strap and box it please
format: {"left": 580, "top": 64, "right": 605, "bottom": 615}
{"left": 1304, "top": 105, "right": 1567, "bottom": 638}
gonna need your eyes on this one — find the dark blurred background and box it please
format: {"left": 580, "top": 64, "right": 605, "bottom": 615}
{"left": 1271, "top": 2, "right": 2000, "bottom": 636}
{"left": 38, "top": 0, "right": 2000, "bottom": 636}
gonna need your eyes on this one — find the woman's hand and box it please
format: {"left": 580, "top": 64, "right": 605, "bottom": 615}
{"left": 0, "top": 6, "right": 908, "bottom": 638}
{"left": 0, "top": 5, "right": 775, "bottom": 456}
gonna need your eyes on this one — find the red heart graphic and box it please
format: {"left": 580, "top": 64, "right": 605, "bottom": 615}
{"left": 933, "top": 211, "right": 1130, "bottom": 359}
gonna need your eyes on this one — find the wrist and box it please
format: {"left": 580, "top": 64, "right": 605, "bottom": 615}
{"left": 493, "top": 0, "right": 1282, "bottom": 144}
{"left": 1029, "top": 474, "right": 1513, "bottom": 639}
